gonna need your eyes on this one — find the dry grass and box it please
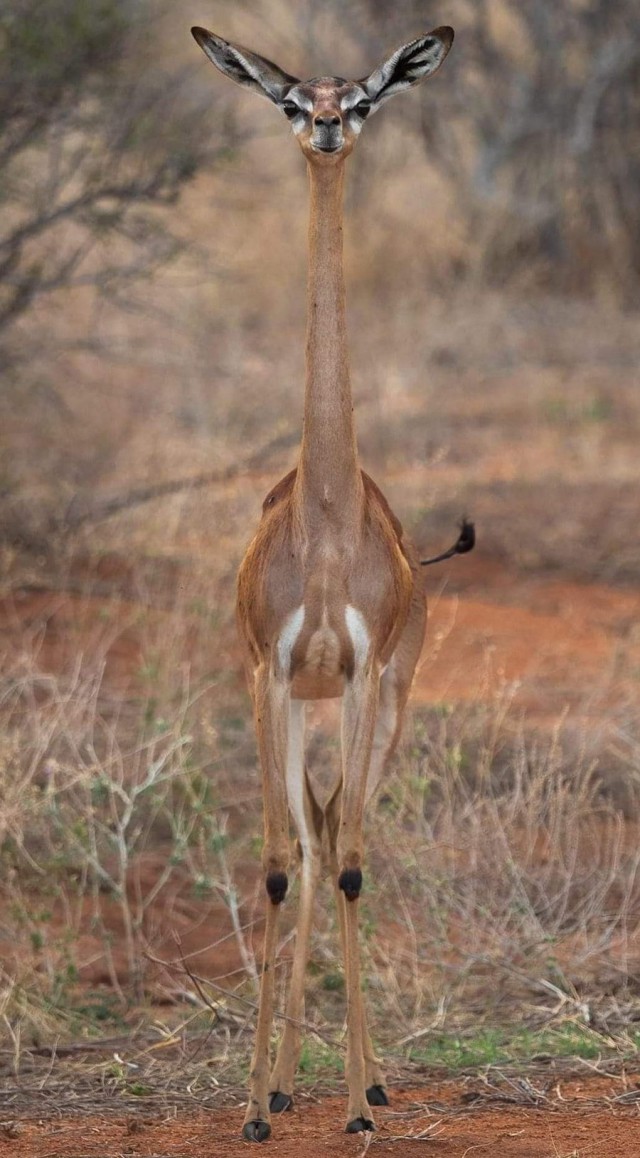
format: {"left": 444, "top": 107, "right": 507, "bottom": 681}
{"left": 366, "top": 696, "right": 640, "bottom": 1024}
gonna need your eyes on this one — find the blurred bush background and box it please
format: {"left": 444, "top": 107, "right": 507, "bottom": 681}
{"left": 2, "top": 0, "right": 639, "bottom": 548}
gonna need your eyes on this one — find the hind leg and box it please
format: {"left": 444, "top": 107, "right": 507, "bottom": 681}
{"left": 324, "top": 664, "right": 398, "bottom": 1107}
{"left": 269, "top": 707, "right": 324, "bottom": 1111}
{"left": 326, "top": 582, "right": 426, "bottom": 1108}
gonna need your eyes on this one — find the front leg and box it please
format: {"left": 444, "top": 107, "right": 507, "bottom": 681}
{"left": 243, "top": 667, "right": 291, "bottom": 1143}
{"left": 338, "top": 669, "right": 380, "bottom": 1134}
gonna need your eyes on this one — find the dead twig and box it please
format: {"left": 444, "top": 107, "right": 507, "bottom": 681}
{"left": 145, "top": 942, "right": 344, "bottom": 1053}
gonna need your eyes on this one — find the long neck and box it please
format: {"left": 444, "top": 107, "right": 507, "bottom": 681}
{"left": 295, "top": 162, "right": 362, "bottom": 524}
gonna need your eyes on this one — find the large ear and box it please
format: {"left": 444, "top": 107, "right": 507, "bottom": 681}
{"left": 361, "top": 27, "right": 454, "bottom": 111}
{"left": 191, "top": 27, "right": 298, "bottom": 103}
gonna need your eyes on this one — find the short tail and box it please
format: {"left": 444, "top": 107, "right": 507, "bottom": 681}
{"left": 421, "top": 517, "right": 475, "bottom": 567}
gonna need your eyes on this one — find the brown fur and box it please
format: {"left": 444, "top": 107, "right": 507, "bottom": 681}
{"left": 235, "top": 156, "right": 426, "bottom": 1135}
{"left": 191, "top": 21, "right": 454, "bottom": 1140}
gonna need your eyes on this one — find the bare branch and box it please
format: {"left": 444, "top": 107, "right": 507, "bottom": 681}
{"left": 61, "top": 431, "right": 299, "bottom": 533}
{"left": 570, "top": 38, "right": 637, "bottom": 157}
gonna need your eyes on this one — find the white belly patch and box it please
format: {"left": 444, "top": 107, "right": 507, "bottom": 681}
{"left": 277, "top": 603, "right": 371, "bottom": 682}
{"left": 345, "top": 604, "right": 370, "bottom": 668}
{"left": 277, "top": 605, "right": 305, "bottom": 674}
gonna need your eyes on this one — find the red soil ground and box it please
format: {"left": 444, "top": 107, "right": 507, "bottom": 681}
{"left": 419, "top": 557, "right": 640, "bottom": 721}
{"left": 5, "top": 1076, "right": 640, "bottom": 1157}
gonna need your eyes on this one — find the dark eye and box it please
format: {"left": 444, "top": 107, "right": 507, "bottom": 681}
{"left": 355, "top": 101, "right": 371, "bottom": 118}
{"left": 282, "top": 101, "right": 300, "bottom": 119}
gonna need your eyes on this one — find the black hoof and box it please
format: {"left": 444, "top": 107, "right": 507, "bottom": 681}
{"left": 366, "top": 1084, "right": 389, "bottom": 1106}
{"left": 269, "top": 1090, "right": 293, "bottom": 1113}
{"left": 242, "top": 1119, "right": 271, "bottom": 1143}
{"left": 346, "top": 1117, "right": 376, "bottom": 1134}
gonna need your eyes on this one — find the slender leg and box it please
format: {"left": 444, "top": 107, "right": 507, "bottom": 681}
{"left": 268, "top": 840, "right": 321, "bottom": 1111}
{"left": 324, "top": 648, "right": 420, "bottom": 1111}
{"left": 330, "top": 868, "right": 387, "bottom": 1098}
{"left": 336, "top": 671, "right": 380, "bottom": 1133}
{"left": 326, "top": 782, "right": 386, "bottom": 1107}
{"left": 269, "top": 708, "right": 324, "bottom": 1110}
{"left": 242, "top": 668, "right": 291, "bottom": 1143}
{"left": 359, "top": 659, "right": 405, "bottom": 1103}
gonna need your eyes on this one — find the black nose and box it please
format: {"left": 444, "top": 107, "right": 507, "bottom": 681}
{"left": 314, "top": 114, "right": 340, "bottom": 127}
